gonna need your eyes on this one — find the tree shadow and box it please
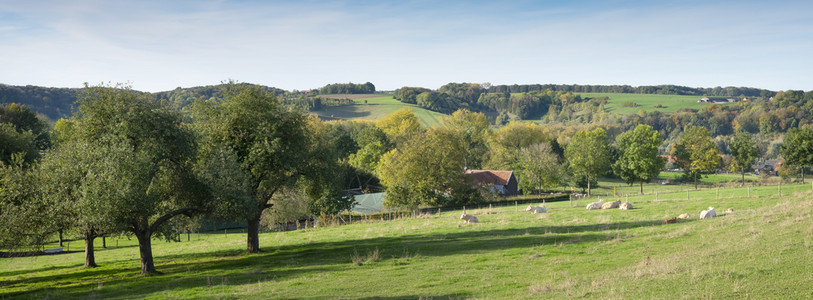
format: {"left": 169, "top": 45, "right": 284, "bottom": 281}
{"left": 3, "top": 219, "right": 667, "bottom": 298}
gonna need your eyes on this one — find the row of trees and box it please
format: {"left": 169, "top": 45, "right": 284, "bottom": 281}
{"left": 316, "top": 82, "right": 376, "bottom": 94}
{"left": 0, "top": 83, "right": 355, "bottom": 275}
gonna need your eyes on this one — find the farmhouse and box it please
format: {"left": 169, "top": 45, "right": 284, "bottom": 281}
{"left": 698, "top": 97, "right": 739, "bottom": 103}
{"left": 464, "top": 169, "right": 519, "bottom": 196}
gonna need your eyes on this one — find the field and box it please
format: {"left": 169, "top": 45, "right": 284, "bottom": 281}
{"left": 2, "top": 183, "right": 812, "bottom": 299}
{"left": 310, "top": 95, "right": 446, "bottom": 127}
{"left": 577, "top": 93, "right": 734, "bottom": 115}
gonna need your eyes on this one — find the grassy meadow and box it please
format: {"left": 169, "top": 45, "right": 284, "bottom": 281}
{"left": 577, "top": 93, "right": 734, "bottom": 115}
{"left": 2, "top": 183, "right": 812, "bottom": 299}
{"left": 310, "top": 95, "right": 446, "bottom": 127}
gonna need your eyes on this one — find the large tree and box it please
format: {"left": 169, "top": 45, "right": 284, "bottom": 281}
{"left": 729, "top": 131, "right": 760, "bottom": 186}
{"left": 780, "top": 127, "right": 813, "bottom": 183}
{"left": 672, "top": 126, "right": 721, "bottom": 189}
{"left": 439, "top": 109, "right": 490, "bottom": 170}
{"left": 68, "top": 84, "right": 210, "bottom": 274}
{"left": 612, "top": 124, "right": 665, "bottom": 194}
{"left": 191, "top": 82, "right": 322, "bottom": 253}
{"left": 517, "top": 142, "right": 563, "bottom": 194}
{"left": 0, "top": 155, "right": 52, "bottom": 251}
{"left": 565, "top": 128, "right": 611, "bottom": 197}
{"left": 379, "top": 128, "right": 481, "bottom": 209}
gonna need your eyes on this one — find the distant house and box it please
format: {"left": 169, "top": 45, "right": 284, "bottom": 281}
{"left": 464, "top": 169, "right": 519, "bottom": 196}
{"left": 698, "top": 97, "right": 739, "bottom": 103}
{"left": 752, "top": 160, "right": 781, "bottom": 176}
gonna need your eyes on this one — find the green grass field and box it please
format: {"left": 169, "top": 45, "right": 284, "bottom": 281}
{"left": 310, "top": 95, "right": 446, "bottom": 127}
{"left": 3, "top": 184, "right": 812, "bottom": 299}
{"left": 577, "top": 93, "right": 734, "bottom": 115}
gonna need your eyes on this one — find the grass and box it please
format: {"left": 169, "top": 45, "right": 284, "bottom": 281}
{"left": 310, "top": 95, "right": 447, "bottom": 127}
{"left": 577, "top": 92, "right": 735, "bottom": 115}
{"left": 2, "top": 184, "right": 813, "bottom": 298}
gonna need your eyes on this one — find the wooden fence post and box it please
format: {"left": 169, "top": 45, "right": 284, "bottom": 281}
{"left": 748, "top": 186, "right": 750, "bottom": 197}
{"left": 778, "top": 183, "right": 781, "bottom": 197}
{"left": 655, "top": 191, "right": 658, "bottom": 201}
{"left": 687, "top": 190, "right": 689, "bottom": 201}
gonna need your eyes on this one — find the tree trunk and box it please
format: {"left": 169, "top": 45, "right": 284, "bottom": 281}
{"left": 694, "top": 172, "right": 698, "bottom": 190}
{"left": 59, "top": 230, "right": 63, "bottom": 247}
{"left": 587, "top": 177, "right": 591, "bottom": 198}
{"left": 640, "top": 181, "right": 644, "bottom": 194}
{"left": 84, "top": 234, "right": 97, "bottom": 268}
{"left": 102, "top": 236, "right": 106, "bottom": 248}
{"left": 246, "top": 213, "right": 261, "bottom": 253}
{"left": 802, "top": 167, "right": 806, "bottom": 184}
{"left": 741, "top": 168, "right": 746, "bottom": 187}
{"left": 135, "top": 230, "right": 157, "bottom": 275}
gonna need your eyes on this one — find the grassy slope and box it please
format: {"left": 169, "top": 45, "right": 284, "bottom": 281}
{"left": 577, "top": 92, "right": 734, "bottom": 115}
{"left": 310, "top": 95, "right": 446, "bottom": 127}
{"left": 2, "top": 184, "right": 812, "bottom": 299}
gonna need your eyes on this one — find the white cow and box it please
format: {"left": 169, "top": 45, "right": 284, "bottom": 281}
{"left": 586, "top": 199, "right": 603, "bottom": 210}
{"left": 525, "top": 205, "right": 547, "bottom": 214}
{"left": 460, "top": 211, "right": 479, "bottom": 223}
{"left": 699, "top": 207, "right": 717, "bottom": 219}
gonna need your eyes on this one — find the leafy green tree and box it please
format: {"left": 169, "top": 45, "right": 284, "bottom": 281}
{"left": 612, "top": 124, "right": 665, "bottom": 194}
{"left": 191, "top": 82, "right": 341, "bottom": 253}
{"left": 375, "top": 107, "right": 423, "bottom": 147}
{"left": 0, "top": 154, "right": 51, "bottom": 251}
{"left": 379, "top": 128, "right": 481, "bottom": 209}
{"left": 729, "top": 131, "right": 760, "bottom": 186}
{"left": 565, "top": 128, "right": 610, "bottom": 197}
{"left": 0, "top": 122, "right": 38, "bottom": 166}
{"left": 517, "top": 142, "right": 563, "bottom": 194}
{"left": 780, "top": 127, "right": 813, "bottom": 183}
{"left": 672, "top": 126, "right": 721, "bottom": 189}
{"left": 68, "top": 84, "right": 210, "bottom": 274}
{"left": 439, "top": 109, "right": 490, "bottom": 169}
{"left": 485, "top": 122, "right": 549, "bottom": 170}
{"left": 0, "top": 102, "right": 51, "bottom": 150}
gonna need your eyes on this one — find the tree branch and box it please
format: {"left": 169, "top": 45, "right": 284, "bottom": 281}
{"left": 149, "top": 206, "right": 204, "bottom": 233}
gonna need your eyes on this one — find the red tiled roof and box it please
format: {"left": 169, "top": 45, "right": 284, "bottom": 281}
{"left": 464, "top": 169, "right": 513, "bottom": 186}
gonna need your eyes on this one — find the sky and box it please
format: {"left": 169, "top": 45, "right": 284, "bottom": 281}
{"left": 1, "top": 0, "right": 812, "bottom": 92}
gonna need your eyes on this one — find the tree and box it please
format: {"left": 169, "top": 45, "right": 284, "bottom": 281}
{"left": 375, "top": 107, "right": 423, "bottom": 147}
{"left": 517, "top": 143, "right": 563, "bottom": 194}
{"left": 0, "top": 102, "right": 51, "bottom": 150}
{"left": 565, "top": 128, "right": 610, "bottom": 197}
{"left": 69, "top": 84, "right": 210, "bottom": 274}
{"left": 612, "top": 124, "right": 665, "bottom": 194}
{"left": 439, "top": 109, "right": 490, "bottom": 169}
{"left": 485, "top": 122, "right": 549, "bottom": 170}
{"left": 378, "top": 128, "right": 481, "bottom": 209}
{"left": 191, "top": 82, "right": 314, "bottom": 253}
{"left": 0, "top": 122, "right": 38, "bottom": 166}
{"left": 672, "top": 126, "right": 721, "bottom": 189}
{"left": 729, "top": 131, "right": 760, "bottom": 186}
{"left": 780, "top": 127, "right": 813, "bottom": 183}
{"left": 0, "top": 154, "right": 52, "bottom": 251}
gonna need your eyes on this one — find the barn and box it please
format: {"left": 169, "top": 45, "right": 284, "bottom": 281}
{"left": 464, "top": 169, "right": 519, "bottom": 196}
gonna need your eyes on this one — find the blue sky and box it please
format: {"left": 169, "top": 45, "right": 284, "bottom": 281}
{"left": 1, "top": 0, "right": 811, "bottom": 92}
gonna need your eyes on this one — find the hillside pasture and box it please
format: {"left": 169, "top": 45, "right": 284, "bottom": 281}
{"left": 310, "top": 95, "right": 446, "bottom": 127}
{"left": 578, "top": 93, "right": 734, "bottom": 115}
{"left": 2, "top": 184, "right": 812, "bottom": 299}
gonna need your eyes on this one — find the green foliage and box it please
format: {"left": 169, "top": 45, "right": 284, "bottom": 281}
{"left": 612, "top": 124, "right": 665, "bottom": 193}
{"left": 379, "top": 128, "right": 481, "bottom": 209}
{"left": 69, "top": 83, "right": 208, "bottom": 273}
{"left": 565, "top": 128, "right": 611, "bottom": 196}
{"left": 485, "top": 122, "right": 550, "bottom": 170}
{"left": 317, "top": 82, "right": 375, "bottom": 94}
{"left": 0, "top": 122, "right": 38, "bottom": 166}
{"left": 672, "top": 126, "right": 721, "bottom": 188}
{"left": 517, "top": 142, "right": 563, "bottom": 194}
{"left": 0, "top": 159, "right": 50, "bottom": 250}
{"left": 438, "top": 109, "right": 490, "bottom": 169}
{"left": 375, "top": 107, "right": 423, "bottom": 147}
{"left": 780, "top": 127, "right": 813, "bottom": 181}
{"left": 729, "top": 131, "right": 760, "bottom": 184}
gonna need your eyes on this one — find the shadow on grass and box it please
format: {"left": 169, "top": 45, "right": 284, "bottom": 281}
{"left": 3, "top": 219, "right": 666, "bottom": 299}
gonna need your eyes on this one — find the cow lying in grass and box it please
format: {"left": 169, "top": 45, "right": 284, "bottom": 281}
{"left": 586, "top": 199, "right": 603, "bottom": 210}
{"left": 460, "top": 211, "right": 479, "bottom": 223}
{"left": 525, "top": 200, "right": 547, "bottom": 214}
{"left": 700, "top": 207, "right": 717, "bottom": 219}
